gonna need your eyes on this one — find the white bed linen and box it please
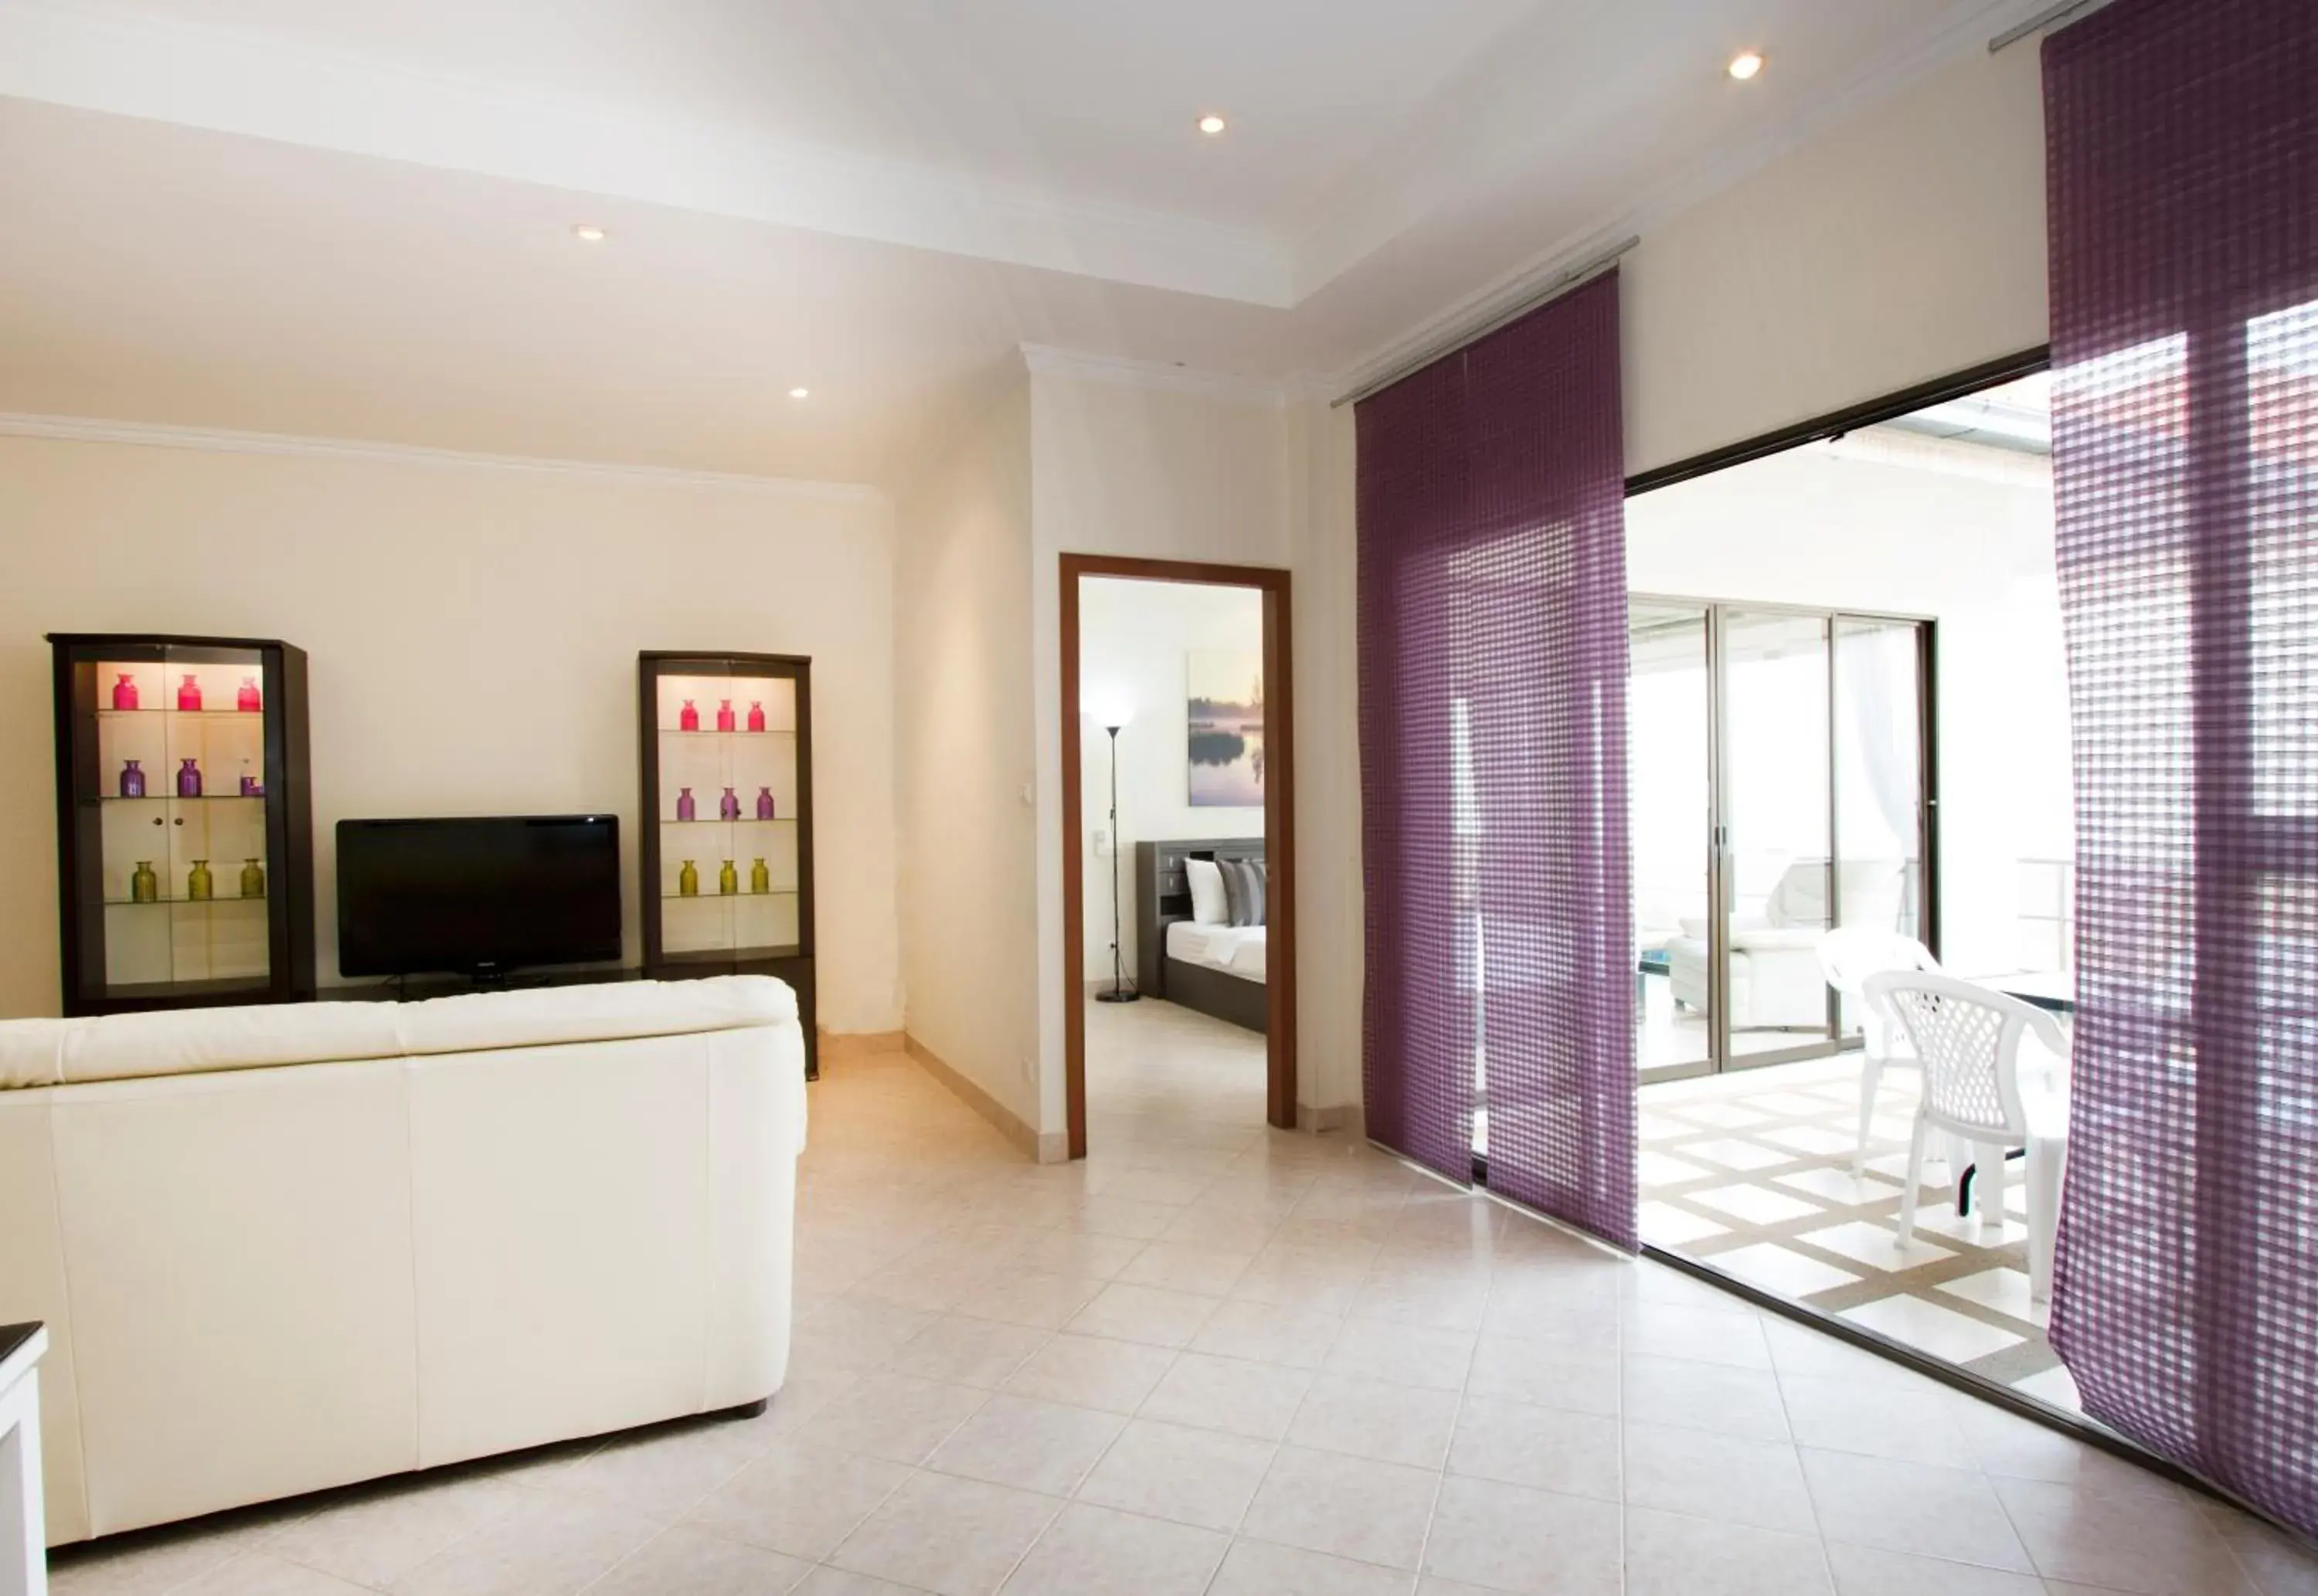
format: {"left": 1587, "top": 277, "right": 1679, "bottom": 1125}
{"left": 1165, "top": 921, "right": 1267, "bottom": 983}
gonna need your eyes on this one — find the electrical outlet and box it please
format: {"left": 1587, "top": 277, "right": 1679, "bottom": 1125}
{"left": 1093, "top": 827, "right": 1112, "bottom": 857}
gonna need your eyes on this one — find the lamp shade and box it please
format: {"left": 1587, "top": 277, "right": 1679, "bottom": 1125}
{"left": 1082, "top": 683, "right": 1136, "bottom": 730}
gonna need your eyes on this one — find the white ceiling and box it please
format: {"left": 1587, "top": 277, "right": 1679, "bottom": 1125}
{"left": 0, "top": 0, "right": 2054, "bottom": 484}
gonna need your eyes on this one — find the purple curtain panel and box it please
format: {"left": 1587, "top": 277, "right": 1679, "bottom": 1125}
{"left": 2043, "top": 0, "right": 2318, "bottom": 1536}
{"left": 1355, "top": 272, "right": 1639, "bottom": 1250}
{"left": 1357, "top": 346, "right": 1481, "bottom": 1185}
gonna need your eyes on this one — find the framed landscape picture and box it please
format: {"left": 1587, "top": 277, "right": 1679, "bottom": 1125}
{"left": 1188, "top": 649, "right": 1263, "bottom": 806}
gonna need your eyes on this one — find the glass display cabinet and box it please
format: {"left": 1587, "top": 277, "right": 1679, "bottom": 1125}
{"left": 638, "top": 651, "right": 816, "bottom": 1076}
{"left": 49, "top": 634, "right": 315, "bottom": 1014}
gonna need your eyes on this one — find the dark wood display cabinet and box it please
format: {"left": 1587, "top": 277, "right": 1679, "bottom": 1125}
{"left": 49, "top": 634, "right": 316, "bottom": 1014}
{"left": 637, "top": 651, "right": 817, "bottom": 1078}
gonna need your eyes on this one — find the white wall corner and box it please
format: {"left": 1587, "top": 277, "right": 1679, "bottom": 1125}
{"left": 1320, "top": 0, "right": 2062, "bottom": 398}
{"left": 0, "top": 409, "right": 890, "bottom": 504}
{"left": 1018, "top": 345, "right": 1303, "bottom": 409}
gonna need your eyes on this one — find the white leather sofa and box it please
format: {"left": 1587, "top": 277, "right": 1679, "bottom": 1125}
{"left": 1667, "top": 860, "right": 1908, "bottom": 1031}
{"left": 0, "top": 976, "right": 806, "bottom": 1547}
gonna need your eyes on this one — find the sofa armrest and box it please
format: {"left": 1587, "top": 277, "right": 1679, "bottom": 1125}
{"left": 1728, "top": 926, "right": 1824, "bottom": 953}
{"left": 1677, "top": 915, "right": 1773, "bottom": 939}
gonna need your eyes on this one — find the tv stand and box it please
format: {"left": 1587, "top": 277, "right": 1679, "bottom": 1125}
{"left": 338, "top": 966, "right": 644, "bottom": 1003}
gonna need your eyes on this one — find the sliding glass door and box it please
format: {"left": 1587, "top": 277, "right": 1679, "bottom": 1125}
{"left": 1630, "top": 604, "right": 1715, "bottom": 1076}
{"left": 1630, "top": 597, "right": 1934, "bottom": 1082}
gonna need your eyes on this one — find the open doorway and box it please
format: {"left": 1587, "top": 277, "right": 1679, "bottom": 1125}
{"left": 1625, "top": 361, "right": 2085, "bottom": 1414}
{"left": 1059, "top": 555, "right": 1297, "bottom": 1159}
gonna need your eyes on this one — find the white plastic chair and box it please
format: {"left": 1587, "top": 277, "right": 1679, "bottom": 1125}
{"left": 1817, "top": 927, "right": 1941, "bottom": 1172}
{"left": 1867, "top": 970, "right": 2072, "bottom": 1302}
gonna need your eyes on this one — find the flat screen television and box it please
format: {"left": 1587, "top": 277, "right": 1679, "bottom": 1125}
{"left": 337, "top": 815, "right": 622, "bottom": 978}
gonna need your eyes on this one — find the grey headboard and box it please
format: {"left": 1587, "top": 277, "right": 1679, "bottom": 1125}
{"left": 1134, "top": 838, "right": 1265, "bottom": 997}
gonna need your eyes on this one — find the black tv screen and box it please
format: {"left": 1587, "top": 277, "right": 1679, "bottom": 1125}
{"left": 337, "top": 816, "right": 621, "bottom": 977}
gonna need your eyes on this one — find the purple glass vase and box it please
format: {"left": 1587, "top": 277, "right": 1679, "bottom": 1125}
{"left": 177, "top": 758, "right": 202, "bottom": 798}
{"left": 112, "top": 674, "right": 139, "bottom": 711}
{"left": 756, "top": 786, "right": 775, "bottom": 820}
{"left": 719, "top": 786, "right": 741, "bottom": 821}
{"left": 240, "top": 762, "right": 262, "bottom": 796}
{"left": 675, "top": 786, "right": 696, "bottom": 823}
{"left": 119, "top": 759, "right": 145, "bottom": 798}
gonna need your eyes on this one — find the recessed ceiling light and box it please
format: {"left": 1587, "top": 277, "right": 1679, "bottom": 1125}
{"left": 1197, "top": 114, "right": 1228, "bottom": 136}
{"left": 1727, "top": 50, "right": 1765, "bottom": 81}
{"left": 571, "top": 223, "right": 607, "bottom": 242}
{"left": 788, "top": 387, "right": 810, "bottom": 400}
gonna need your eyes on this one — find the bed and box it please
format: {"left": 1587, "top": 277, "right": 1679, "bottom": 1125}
{"left": 1134, "top": 838, "right": 1268, "bottom": 1033}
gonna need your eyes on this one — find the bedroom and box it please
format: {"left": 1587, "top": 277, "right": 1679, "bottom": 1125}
{"left": 1069, "top": 569, "right": 1283, "bottom": 1141}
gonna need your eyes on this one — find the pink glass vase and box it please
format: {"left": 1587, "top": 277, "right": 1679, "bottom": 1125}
{"left": 675, "top": 787, "right": 696, "bottom": 823}
{"left": 177, "top": 674, "right": 202, "bottom": 711}
{"left": 177, "top": 758, "right": 202, "bottom": 798}
{"left": 678, "top": 699, "right": 699, "bottom": 732}
{"left": 719, "top": 786, "right": 741, "bottom": 821}
{"left": 716, "top": 699, "right": 736, "bottom": 732}
{"left": 746, "top": 701, "right": 766, "bottom": 733}
{"left": 756, "top": 786, "right": 775, "bottom": 820}
{"left": 112, "top": 674, "right": 139, "bottom": 711}
{"left": 237, "top": 677, "right": 262, "bottom": 714}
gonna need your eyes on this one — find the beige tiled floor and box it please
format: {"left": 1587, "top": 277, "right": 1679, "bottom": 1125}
{"left": 48, "top": 999, "right": 2318, "bottom": 1594}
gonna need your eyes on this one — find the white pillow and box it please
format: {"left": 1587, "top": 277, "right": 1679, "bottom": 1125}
{"left": 1184, "top": 858, "right": 1229, "bottom": 926}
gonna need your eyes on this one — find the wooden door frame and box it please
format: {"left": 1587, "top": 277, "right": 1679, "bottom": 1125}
{"left": 1061, "top": 554, "right": 1297, "bottom": 1158}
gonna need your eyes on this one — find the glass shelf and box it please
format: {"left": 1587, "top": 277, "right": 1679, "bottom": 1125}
{"left": 657, "top": 728, "right": 797, "bottom": 738}
{"left": 104, "top": 896, "right": 268, "bottom": 908}
{"left": 661, "top": 889, "right": 801, "bottom": 902}
{"left": 97, "top": 708, "right": 267, "bottom": 720}
{"left": 659, "top": 817, "right": 796, "bottom": 827}
{"left": 659, "top": 945, "right": 805, "bottom": 965}
{"left": 97, "top": 793, "right": 266, "bottom": 803}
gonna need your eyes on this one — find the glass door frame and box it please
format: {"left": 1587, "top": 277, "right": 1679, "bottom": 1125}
{"left": 1633, "top": 593, "right": 1940, "bottom": 1084}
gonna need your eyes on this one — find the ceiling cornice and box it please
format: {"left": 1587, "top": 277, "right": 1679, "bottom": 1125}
{"left": 1324, "top": 0, "right": 2061, "bottom": 397}
{"left": 0, "top": 410, "right": 891, "bottom": 503}
{"left": 0, "top": 0, "right": 1295, "bottom": 307}
{"left": 1019, "top": 345, "right": 1301, "bottom": 408}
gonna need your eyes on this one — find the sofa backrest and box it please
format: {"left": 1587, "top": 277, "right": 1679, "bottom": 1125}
{"left": 1, "top": 976, "right": 806, "bottom": 1546}
{"left": 0, "top": 976, "right": 797, "bottom": 1091}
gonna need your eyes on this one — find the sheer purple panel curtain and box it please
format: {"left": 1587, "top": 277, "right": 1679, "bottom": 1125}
{"left": 1357, "top": 350, "right": 1479, "bottom": 1184}
{"left": 1355, "top": 272, "right": 1637, "bottom": 1247}
{"left": 2043, "top": 0, "right": 2317, "bottom": 1535}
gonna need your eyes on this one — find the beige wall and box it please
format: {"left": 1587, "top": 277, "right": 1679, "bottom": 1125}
{"left": 1029, "top": 372, "right": 1295, "bottom": 1136}
{"left": 1623, "top": 44, "right": 2049, "bottom": 476}
{"left": 1286, "top": 399, "right": 1364, "bottom": 1120}
{"left": 892, "top": 386, "right": 1042, "bottom": 1129}
{"left": 0, "top": 431, "right": 902, "bottom": 1031}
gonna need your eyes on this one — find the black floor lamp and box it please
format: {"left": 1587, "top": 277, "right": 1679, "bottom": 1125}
{"left": 1094, "top": 706, "right": 1139, "bottom": 1004}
